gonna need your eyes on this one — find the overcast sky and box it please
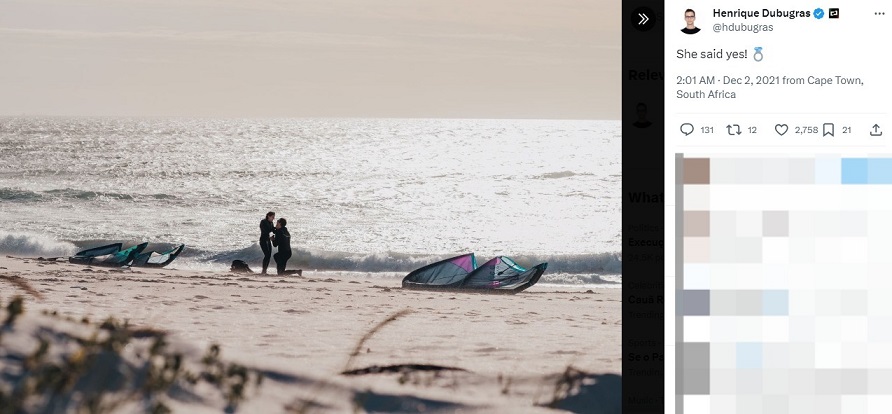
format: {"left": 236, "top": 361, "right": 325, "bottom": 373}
{"left": 0, "top": 0, "right": 620, "bottom": 119}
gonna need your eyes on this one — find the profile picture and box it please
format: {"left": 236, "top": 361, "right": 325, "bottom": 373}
{"left": 633, "top": 102, "right": 652, "bottom": 128}
{"left": 681, "top": 9, "right": 700, "bottom": 34}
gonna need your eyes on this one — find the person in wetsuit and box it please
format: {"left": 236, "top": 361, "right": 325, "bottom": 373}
{"left": 271, "top": 217, "right": 292, "bottom": 275}
{"left": 259, "top": 211, "right": 276, "bottom": 274}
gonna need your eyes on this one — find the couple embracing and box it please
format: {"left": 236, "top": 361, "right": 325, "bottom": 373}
{"left": 259, "top": 211, "right": 291, "bottom": 275}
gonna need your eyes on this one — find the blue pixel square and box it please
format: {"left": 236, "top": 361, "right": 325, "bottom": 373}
{"left": 841, "top": 158, "right": 868, "bottom": 184}
{"left": 762, "top": 290, "right": 789, "bottom": 315}
{"left": 814, "top": 157, "right": 840, "bottom": 184}
{"left": 736, "top": 343, "right": 762, "bottom": 369}
{"left": 868, "top": 159, "right": 892, "bottom": 184}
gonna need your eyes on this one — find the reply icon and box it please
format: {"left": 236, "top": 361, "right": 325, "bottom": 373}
{"left": 680, "top": 123, "right": 694, "bottom": 136}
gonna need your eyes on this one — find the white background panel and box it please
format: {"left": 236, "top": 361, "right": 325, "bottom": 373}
{"left": 841, "top": 342, "right": 869, "bottom": 369}
{"left": 734, "top": 211, "right": 762, "bottom": 237}
{"left": 867, "top": 343, "right": 892, "bottom": 369}
{"left": 814, "top": 316, "right": 843, "bottom": 341}
{"left": 682, "top": 265, "right": 709, "bottom": 290}
{"left": 710, "top": 343, "right": 736, "bottom": 369}
{"left": 708, "top": 186, "right": 869, "bottom": 211}
{"left": 788, "top": 317, "right": 816, "bottom": 343}
{"left": 683, "top": 316, "right": 711, "bottom": 342}
{"left": 682, "top": 395, "right": 711, "bottom": 414}
{"left": 840, "top": 316, "right": 870, "bottom": 343}
{"left": 814, "top": 342, "right": 843, "bottom": 368}
{"left": 841, "top": 396, "right": 869, "bottom": 413}
{"left": 867, "top": 293, "right": 892, "bottom": 316}
{"left": 761, "top": 317, "right": 790, "bottom": 342}
{"left": 709, "top": 394, "right": 737, "bottom": 413}
{"left": 683, "top": 185, "right": 710, "bottom": 210}
{"left": 710, "top": 316, "right": 740, "bottom": 342}
{"left": 762, "top": 238, "right": 790, "bottom": 264}
{"left": 869, "top": 396, "right": 892, "bottom": 413}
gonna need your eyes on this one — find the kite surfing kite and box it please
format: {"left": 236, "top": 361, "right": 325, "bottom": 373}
{"left": 402, "top": 253, "right": 547, "bottom": 294}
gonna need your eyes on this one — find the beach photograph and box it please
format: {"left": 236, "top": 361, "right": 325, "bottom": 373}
{"left": 0, "top": 1, "right": 621, "bottom": 413}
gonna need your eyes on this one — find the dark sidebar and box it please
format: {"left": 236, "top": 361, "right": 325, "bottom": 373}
{"left": 622, "top": 1, "right": 665, "bottom": 412}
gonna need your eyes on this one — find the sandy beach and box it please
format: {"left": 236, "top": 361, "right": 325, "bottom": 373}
{"left": 2, "top": 0, "right": 622, "bottom": 410}
{"left": 0, "top": 255, "right": 620, "bottom": 413}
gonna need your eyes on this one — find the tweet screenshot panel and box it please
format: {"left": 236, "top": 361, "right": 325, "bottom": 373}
{"left": 665, "top": 3, "right": 890, "bottom": 413}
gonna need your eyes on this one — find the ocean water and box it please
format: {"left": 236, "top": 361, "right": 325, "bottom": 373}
{"left": 0, "top": 117, "right": 621, "bottom": 285}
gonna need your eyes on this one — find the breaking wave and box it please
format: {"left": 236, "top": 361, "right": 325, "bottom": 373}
{"left": 43, "top": 188, "right": 135, "bottom": 200}
{"left": 539, "top": 273, "right": 622, "bottom": 286}
{"left": 3, "top": 234, "right": 622, "bottom": 284}
{"left": 0, "top": 231, "right": 77, "bottom": 257}
{"left": 188, "top": 245, "right": 622, "bottom": 276}
{"left": 0, "top": 187, "right": 179, "bottom": 203}
{"left": 0, "top": 188, "right": 43, "bottom": 202}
